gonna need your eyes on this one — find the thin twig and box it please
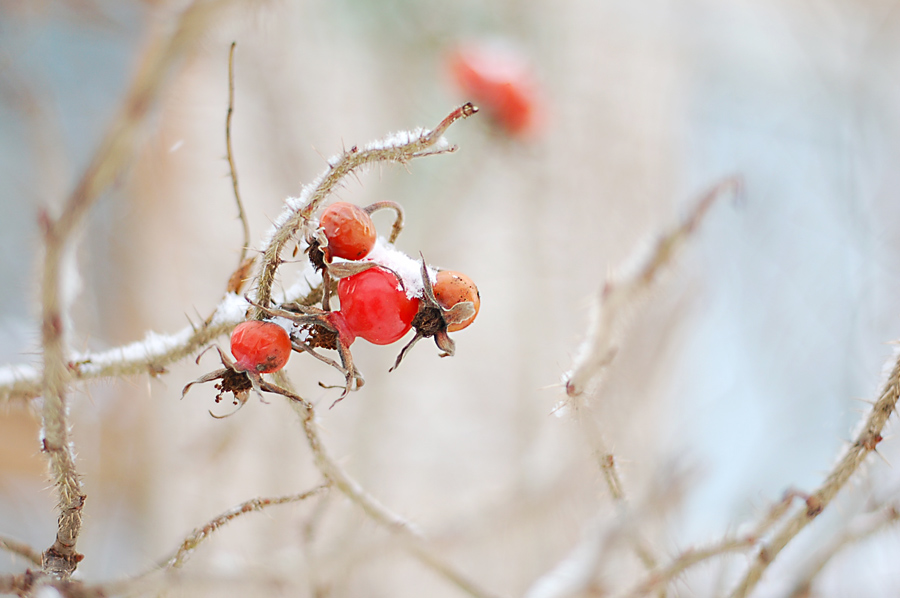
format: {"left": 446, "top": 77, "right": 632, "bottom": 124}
{"left": 158, "top": 485, "right": 331, "bottom": 570}
{"left": 225, "top": 41, "right": 252, "bottom": 272}
{"left": 563, "top": 177, "right": 742, "bottom": 397}
{"left": 729, "top": 349, "right": 900, "bottom": 597}
{"left": 272, "top": 371, "right": 501, "bottom": 598}
{"left": 0, "top": 534, "right": 42, "bottom": 567}
{"left": 622, "top": 536, "right": 757, "bottom": 598}
{"left": 787, "top": 503, "right": 900, "bottom": 597}
{"left": 252, "top": 103, "right": 478, "bottom": 316}
{"left": 576, "top": 408, "right": 659, "bottom": 572}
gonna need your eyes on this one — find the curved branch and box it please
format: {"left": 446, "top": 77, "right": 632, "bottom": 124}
{"left": 272, "top": 372, "right": 500, "bottom": 598}
{"left": 159, "top": 484, "right": 330, "bottom": 570}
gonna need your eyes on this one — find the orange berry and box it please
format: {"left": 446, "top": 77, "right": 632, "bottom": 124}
{"left": 433, "top": 271, "right": 480, "bottom": 332}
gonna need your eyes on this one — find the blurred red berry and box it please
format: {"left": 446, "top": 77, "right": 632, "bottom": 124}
{"left": 230, "top": 320, "right": 292, "bottom": 374}
{"left": 337, "top": 266, "right": 420, "bottom": 345}
{"left": 448, "top": 42, "right": 541, "bottom": 136}
{"left": 320, "top": 201, "right": 376, "bottom": 260}
{"left": 432, "top": 270, "right": 480, "bottom": 332}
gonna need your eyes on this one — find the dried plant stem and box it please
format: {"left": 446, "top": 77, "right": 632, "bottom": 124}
{"left": 729, "top": 350, "right": 900, "bottom": 597}
{"left": 788, "top": 503, "right": 900, "bottom": 597}
{"left": 363, "top": 200, "right": 405, "bottom": 243}
{"left": 564, "top": 177, "right": 742, "bottom": 397}
{"left": 273, "top": 372, "right": 499, "bottom": 598}
{"left": 225, "top": 41, "right": 251, "bottom": 268}
{"left": 621, "top": 472, "right": 852, "bottom": 596}
{"left": 32, "top": 1, "right": 231, "bottom": 579}
{"left": 159, "top": 485, "right": 331, "bottom": 570}
{"left": 622, "top": 536, "right": 756, "bottom": 598}
{"left": 576, "top": 407, "right": 658, "bottom": 572}
{"left": 253, "top": 103, "right": 478, "bottom": 316}
{"left": 39, "top": 213, "right": 88, "bottom": 579}
{"left": 0, "top": 535, "right": 42, "bottom": 567}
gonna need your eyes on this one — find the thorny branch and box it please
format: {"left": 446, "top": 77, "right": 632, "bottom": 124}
{"left": 787, "top": 503, "right": 900, "bottom": 597}
{"left": 563, "top": 176, "right": 742, "bottom": 398}
{"left": 158, "top": 484, "right": 331, "bottom": 570}
{"left": 35, "top": 1, "right": 233, "bottom": 579}
{"left": 729, "top": 348, "right": 900, "bottom": 597}
{"left": 273, "top": 371, "right": 501, "bottom": 598}
{"left": 252, "top": 102, "right": 478, "bottom": 316}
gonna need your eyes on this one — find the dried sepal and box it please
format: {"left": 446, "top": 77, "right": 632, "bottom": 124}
{"left": 390, "top": 254, "right": 471, "bottom": 371}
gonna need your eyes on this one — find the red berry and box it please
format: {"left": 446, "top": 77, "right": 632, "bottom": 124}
{"left": 448, "top": 43, "right": 541, "bottom": 136}
{"left": 320, "top": 202, "right": 376, "bottom": 261}
{"left": 230, "top": 320, "right": 292, "bottom": 374}
{"left": 432, "top": 271, "right": 480, "bottom": 332}
{"left": 337, "top": 266, "right": 420, "bottom": 345}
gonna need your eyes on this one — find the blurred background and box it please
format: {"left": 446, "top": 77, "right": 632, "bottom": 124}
{"left": 2, "top": 0, "right": 900, "bottom": 596}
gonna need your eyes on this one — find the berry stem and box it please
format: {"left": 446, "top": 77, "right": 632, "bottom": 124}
{"left": 363, "top": 200, "right": 405, "bottom": 243}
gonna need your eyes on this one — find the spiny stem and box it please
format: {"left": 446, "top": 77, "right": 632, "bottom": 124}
{"left": 729, "top": 350, "right": 900, "bottom": 597}
{"left": 272, "top": 371, "right": 501, "bottom": 598}
{"left": 160, "top": 485, "right": 331, "bottom": 570}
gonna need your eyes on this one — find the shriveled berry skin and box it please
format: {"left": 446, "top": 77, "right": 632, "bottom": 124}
{"left": 433, "top": 270, "right": 480, "bottom": 332}
{"left": 230, "top": 320, "right": 292, "bottom": 373}
{"left": 320, "top": 201, "right": 376, "bottom": 260}
{"left": 337, "top": 266, "right": 420, "bottom": 345}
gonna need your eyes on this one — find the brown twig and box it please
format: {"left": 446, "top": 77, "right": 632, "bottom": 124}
{"left": 159, "top": 484, "right": 331, "bottom": 570}
{"left": 225, "top": 41, "right": 253, "bottom": 286}
{"left": 252, "top": 103, "right": 478, "bottom": 317}
{"left": 787, "top": 503, "right": 900, "bottom": 597}
{"left": 0, "top": 534, "right": 42, "bottom": 567}
{"left": 564, "top": 176, "right": 742, "bottom": 397}
{"left": 271, "top": 371, "right": 500, "bottom": 598}
{"left": 729, "top": 349, "right": 900, "bottom": 597}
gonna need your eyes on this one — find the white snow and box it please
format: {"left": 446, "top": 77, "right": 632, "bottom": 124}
{"left": 363, "top": 237, "right": 437, "bottom": 299}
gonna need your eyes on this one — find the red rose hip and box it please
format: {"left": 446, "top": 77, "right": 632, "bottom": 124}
{"left": 230, "top": 320, "right": 292, "bottom": 373}
{"left": 337, "top": 266, "right": 420, "bottom": 345}
{"left": 320, "top": 201, "right": 376, "bottom": 261}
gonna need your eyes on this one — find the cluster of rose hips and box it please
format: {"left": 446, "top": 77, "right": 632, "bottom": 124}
{"left": 184, "top": 200, "right": 480, "bottom": 414}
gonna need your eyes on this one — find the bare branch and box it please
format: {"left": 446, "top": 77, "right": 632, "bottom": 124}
{"left": 158, "top": 485, "right": 331, "bottom": 570}
{"left": 563, "top": 176, "right": 742, "bottom": 397}
{"left": 272, "top": 371, "right": 502, "bottom": 598}
{"left": 729, "top": 348, "right": 900, "bottom": 597}
{"left": 225, "top": 41, "right": 253, "bottom": 280}
{"left": 788, "top": 503, "right": 900, "bottom": 597}
{"left": 0, "top": 534, "right": 42, "bottom": 567}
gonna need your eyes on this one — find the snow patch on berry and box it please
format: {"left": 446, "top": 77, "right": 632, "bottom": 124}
{"left": 364, "top": 237, "right": 436, "bottom": 300}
